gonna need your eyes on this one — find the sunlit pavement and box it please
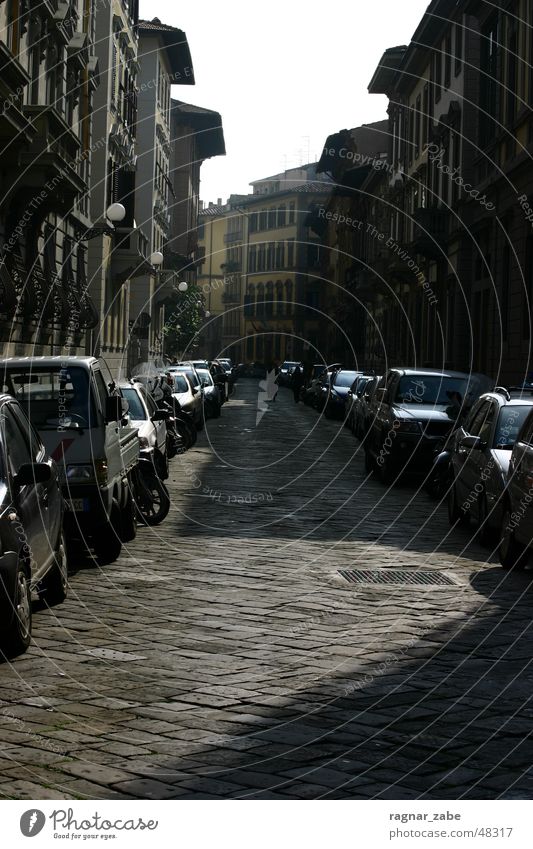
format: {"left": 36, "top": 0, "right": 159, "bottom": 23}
{"left": 0, "top": 379, "right": 532, "bottom": 799}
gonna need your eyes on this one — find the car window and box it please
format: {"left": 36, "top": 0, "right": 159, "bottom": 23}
{"left": 0, "top": 405, "right": 32, "bottom": 475}
{"left": 494, "top": 406, "right": 533, "bottom": 448}
{"left": 142, "top": 388, "right": 158, "bottom": 416}
{"left": 10, "top": 404, "right": 44, "bottom": 462}
{"left": 395, "top": 375, "right": 468, "bottom": 405}
{"left": 334, "top": 372, "right": 358, "bottom": 388}
{"left": 121, "top": 388, "right": 147, "bottom": 420}
{"left": 93, "top": 370, "right": 109, "bottom": 415}
{"left": 172, "top": 375, "right": 189, "bottom": 393}
{"left": 4, "top": 366, "right": 97, "bottom": 429}
{"left": 518, "top": 411, "right": 533, "bottom": 445}
{"left": 467, "top": 401, "right": 493, "bottom": 439}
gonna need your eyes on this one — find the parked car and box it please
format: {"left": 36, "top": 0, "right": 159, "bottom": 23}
{"left": 1, "top": 357, "right": 139, "bottom": 565}
{"left": 168, "top": 364, "right": 204, "bottom": 428}
{"left": 499, "top": 402, "right": 533, "bottom": 568}
{"left": 191, "top": 360, "right": 209, "bottom": 372}
{"left": 278, "top": 361, "right": 303, "bottom": 387}
{"left": 323, "top": 370, "right": 362, "bottom": 419}
{"left": 303, "top": 363, "right": 342, "bottom": 408}
{"left": 448, "top": 389, "right": 533, "bottom": 544}
{"left": 347, "top": 375, "right": 376, "bottom": 435}
{"left": 119, "top": 381, "right": 169, "bottom": 480}
{"left": 365, "top": 368, "right": 493, "bottom": 484}
{"left": 0, "top": 395, "right": 67, "bottom": 656}
{"left": 196, "top": 368, "right": 222, "bottom": 418}
{"left": 169, "top": 372, "right": 203, "bottom": 428}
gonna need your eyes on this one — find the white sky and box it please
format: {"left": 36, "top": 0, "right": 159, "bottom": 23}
{"left": 138, "top": 0, "right": 428, "bottom": 204}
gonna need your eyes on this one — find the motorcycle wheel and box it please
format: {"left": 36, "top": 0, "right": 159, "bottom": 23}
{"left": 134, "top": 471, "right": 171, "bottom": 526}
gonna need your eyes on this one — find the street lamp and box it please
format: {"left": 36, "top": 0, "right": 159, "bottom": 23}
{"left": 177, "top": 280, "right": 188, "bottom": 293}
{"left": 150, "top": 251, "right": 164, "bottom": 268}
{"left": 205, "top": 310, "right": 211, "bottom": 318}
{"left": 106, "top": 203, "right": 126, "bottom": 224}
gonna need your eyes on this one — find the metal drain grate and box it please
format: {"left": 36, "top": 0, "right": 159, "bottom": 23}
{"left": 339, "top": 569, "right": 456, "bottom": 587}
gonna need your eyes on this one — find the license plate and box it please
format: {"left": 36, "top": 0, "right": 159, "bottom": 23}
{"left": 65, "top": 498, "right": 90, "bottom": 512}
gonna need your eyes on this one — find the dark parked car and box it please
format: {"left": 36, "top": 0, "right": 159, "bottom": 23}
{"left": 346, "top": 374, "right": 375, "bottom": 433}
{"left": 278, "top": 361, "right": 303, "bottom": 387}
{"left": 448, "top": 389, "right": 533, "bottom": 544}
{"left": 0, "top": 395, "right": 67, "bottom": 657}
{"left": 323, "top": 370, "right": 363, "bottom": 419}
{"left": 499, "top": 404, "right": 533, "bottom": 569}
{"left": 365, "top": 368, "right": 491, "bottom": 483}
{"left": 304, "top": 363, "right": 342, "bottom": 408}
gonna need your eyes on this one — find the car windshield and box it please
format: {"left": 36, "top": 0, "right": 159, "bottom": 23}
{"left": 197, "top": 369, "right": 214, "bottom": 386}
{"left": 282, "top": 362, "right": 298, "bottom": 370}
{"left": 334, "top": 371, "right": 358, "bottom": 388}
{"left": 494, "top": 405, "right": 533, "bottom": 448}
{"left": 2, "top": 366, "right": 96, "bottom": 429}
{"left": 174, "top": 368, "right": 198, "bottom": 387}
{"left": 121, "top": 388, "right": 147, "bottom": 420}
{"left": 396, "top": 376, "right": 468, "bottom": 405}
{"left": 172, "top": 375, "right": 189, "bottom": 393}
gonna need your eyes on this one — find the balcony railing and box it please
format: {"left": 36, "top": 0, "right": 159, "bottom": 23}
{"left": 224, "top": 230, "right": 244, "bottom": 244}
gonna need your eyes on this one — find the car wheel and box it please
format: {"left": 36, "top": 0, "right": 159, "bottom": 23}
{"left": 447, "top": 481, "right": 470, "bottom": 527}
{"left": 476, "top": 493, "right": 495, "bottom": 547}
{"left": 40, "top": 529, "right": 68, "bottom": 605}
{"left": 377, "top": 453, "right": 395, "bottom": 485}
{"left": 364, "top": 446, "right": 375, "bottom": 474}
{"left": 1, "top": 562, "right": 32, "bottom": 657}
{"left": 92, "top": 504, "right": 122, "bottom": 566}
{"left": 499, "top": 507, "right": 527, "bottom": 570}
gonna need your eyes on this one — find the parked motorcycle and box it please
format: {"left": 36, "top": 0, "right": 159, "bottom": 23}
{"left": 131, "top": 451, "right": 171, "bottom": 526}
{"left": 159, "top": 399, "right": 197, "bottom": 450}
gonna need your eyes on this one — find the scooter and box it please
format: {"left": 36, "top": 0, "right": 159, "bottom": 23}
{"left": 131, "top": 449, "right": 171, "bottom": 526}
{"left": 425, "top": 442, "right": 452, "bottom": 499}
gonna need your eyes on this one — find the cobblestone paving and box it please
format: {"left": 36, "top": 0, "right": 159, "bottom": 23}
{"left": 1, "top": 379, "right": 533, "bottom": 799}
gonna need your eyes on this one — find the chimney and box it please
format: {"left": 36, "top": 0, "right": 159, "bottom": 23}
{"left": 217, "top": 197, "right": 222, "bottom": 206}
{"left": 209, "top": 202, "right": 214, "bottom": 208}
{"left": 199, "top": 200, "right": 204, "bottom": 210}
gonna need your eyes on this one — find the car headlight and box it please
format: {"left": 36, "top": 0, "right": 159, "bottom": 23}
{"left": 66, "top": 460, "right": 108, "bottom": 486}
{"left": 395, "top": 421, "right": 422, "bottom": 433}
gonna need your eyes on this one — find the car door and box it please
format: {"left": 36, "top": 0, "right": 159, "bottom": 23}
{"left": 0, "top": 404, "right": 48, "bottom": 576}
{"left": 142, "top": 388, "right": 166, "bottom": 455}
{"left": 510, "top": 414, "right": 533, "bottom": 546}
{"left": 458, "top": 400, "right": 495, "bottom": 507}
{"left": 11, "top": 402, "right": 61, "bottom": 567}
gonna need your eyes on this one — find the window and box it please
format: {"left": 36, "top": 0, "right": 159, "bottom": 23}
{"left": 250, "top": 213, "right": 258, "bottom": 233}
{"left": 287, "top": 240, "right": 295, "bottom": 267}
{"left": 444, "top": 32, "right": 452, "bottom": 89}
{"left": 121, "top": 388, "right": 147, "bottom": 420}
{"left": 455, "top": 20, "right": 463, "bottom": 75}
{"left": 249, "top": 246, "right": 257, "bottom": 273}
{"left": 276, "top": 242, "right": 284, "bottom": 269}
{"left": 267, "top": 242, "right": 275, "bottom": 270}
{"left": 277, "top": 206, "right": 286, "bottom": 227}
{"left": 415, "top": 95, "right": 421, "bottom": 157}
{"left": 258, "top": 245, "right": 265, "bottom": 271}
{"left": 434, "top": 47, "right": 442, "bottom": 102}
{"left": 11, "top": 405, "right": 43, "bottom": 463}
{"left": 268, "top": 209, "right": 276, "bottom": 229}
{"left": 409, "top": 106, "right": 414, "bottom": 164}
{"left": 480, "top": 14, "right": 500, "bottom": 143}
{"left": 259, "top": 210, "right": 267, "bottom": 230}
{"left": 501, "top": 241, "right": 511, "bottom": 341}
{"left": 288, "top": 202, "right": 296, "bottom": 224}
{"left": 4, "top": 366, "right": 96, "bottom": 430}
{"left": 423, "top": 84, "right": 429, "bottom": 147}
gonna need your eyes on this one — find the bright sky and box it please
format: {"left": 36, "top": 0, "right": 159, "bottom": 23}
{"left": 139, "top": 0, "right": 428, "bottom": 204}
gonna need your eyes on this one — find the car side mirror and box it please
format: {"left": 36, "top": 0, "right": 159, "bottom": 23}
{"left": 152, "top": 409, "right": 170, "bottom": 422}
{"left": 105, "top": 395, "right": 124, "bottom": 422}
{"left": 460, "top": 434, "right": 483, "bottom": 450}
{"left": 14, "top": 462, "right": 51, "bottom": 487}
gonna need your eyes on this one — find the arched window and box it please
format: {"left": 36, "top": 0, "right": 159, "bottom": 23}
{"left": 276, "top": 281, "right": 284, "bottom": 317}
{"left": 257, "top": 283, "right": 265, "bottom": 319}
{"left": 285, "top": 280, "right": 293, "bottom": 317}
{"left": 265, "top": 282, "right": 274, "bottom": 317}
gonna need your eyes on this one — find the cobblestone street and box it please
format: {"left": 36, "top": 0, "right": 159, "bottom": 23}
{"left": 0, "top": 379, "right": 532, "bottom": 800}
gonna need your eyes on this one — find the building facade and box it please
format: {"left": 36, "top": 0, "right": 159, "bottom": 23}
{"left": 0, "top": 0, "right": 100, "bottom": 357}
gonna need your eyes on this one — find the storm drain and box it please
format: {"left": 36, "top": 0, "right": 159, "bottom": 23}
{"left": 338, "top": 569, "right": 457, "bottom": 587}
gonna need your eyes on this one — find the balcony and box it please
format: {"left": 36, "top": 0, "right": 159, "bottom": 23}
{"left": 410, "top": 207, "right": 449, "bottom": 259}
{"left": 0, "top": 44, "right": 35, "bottom": 150}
